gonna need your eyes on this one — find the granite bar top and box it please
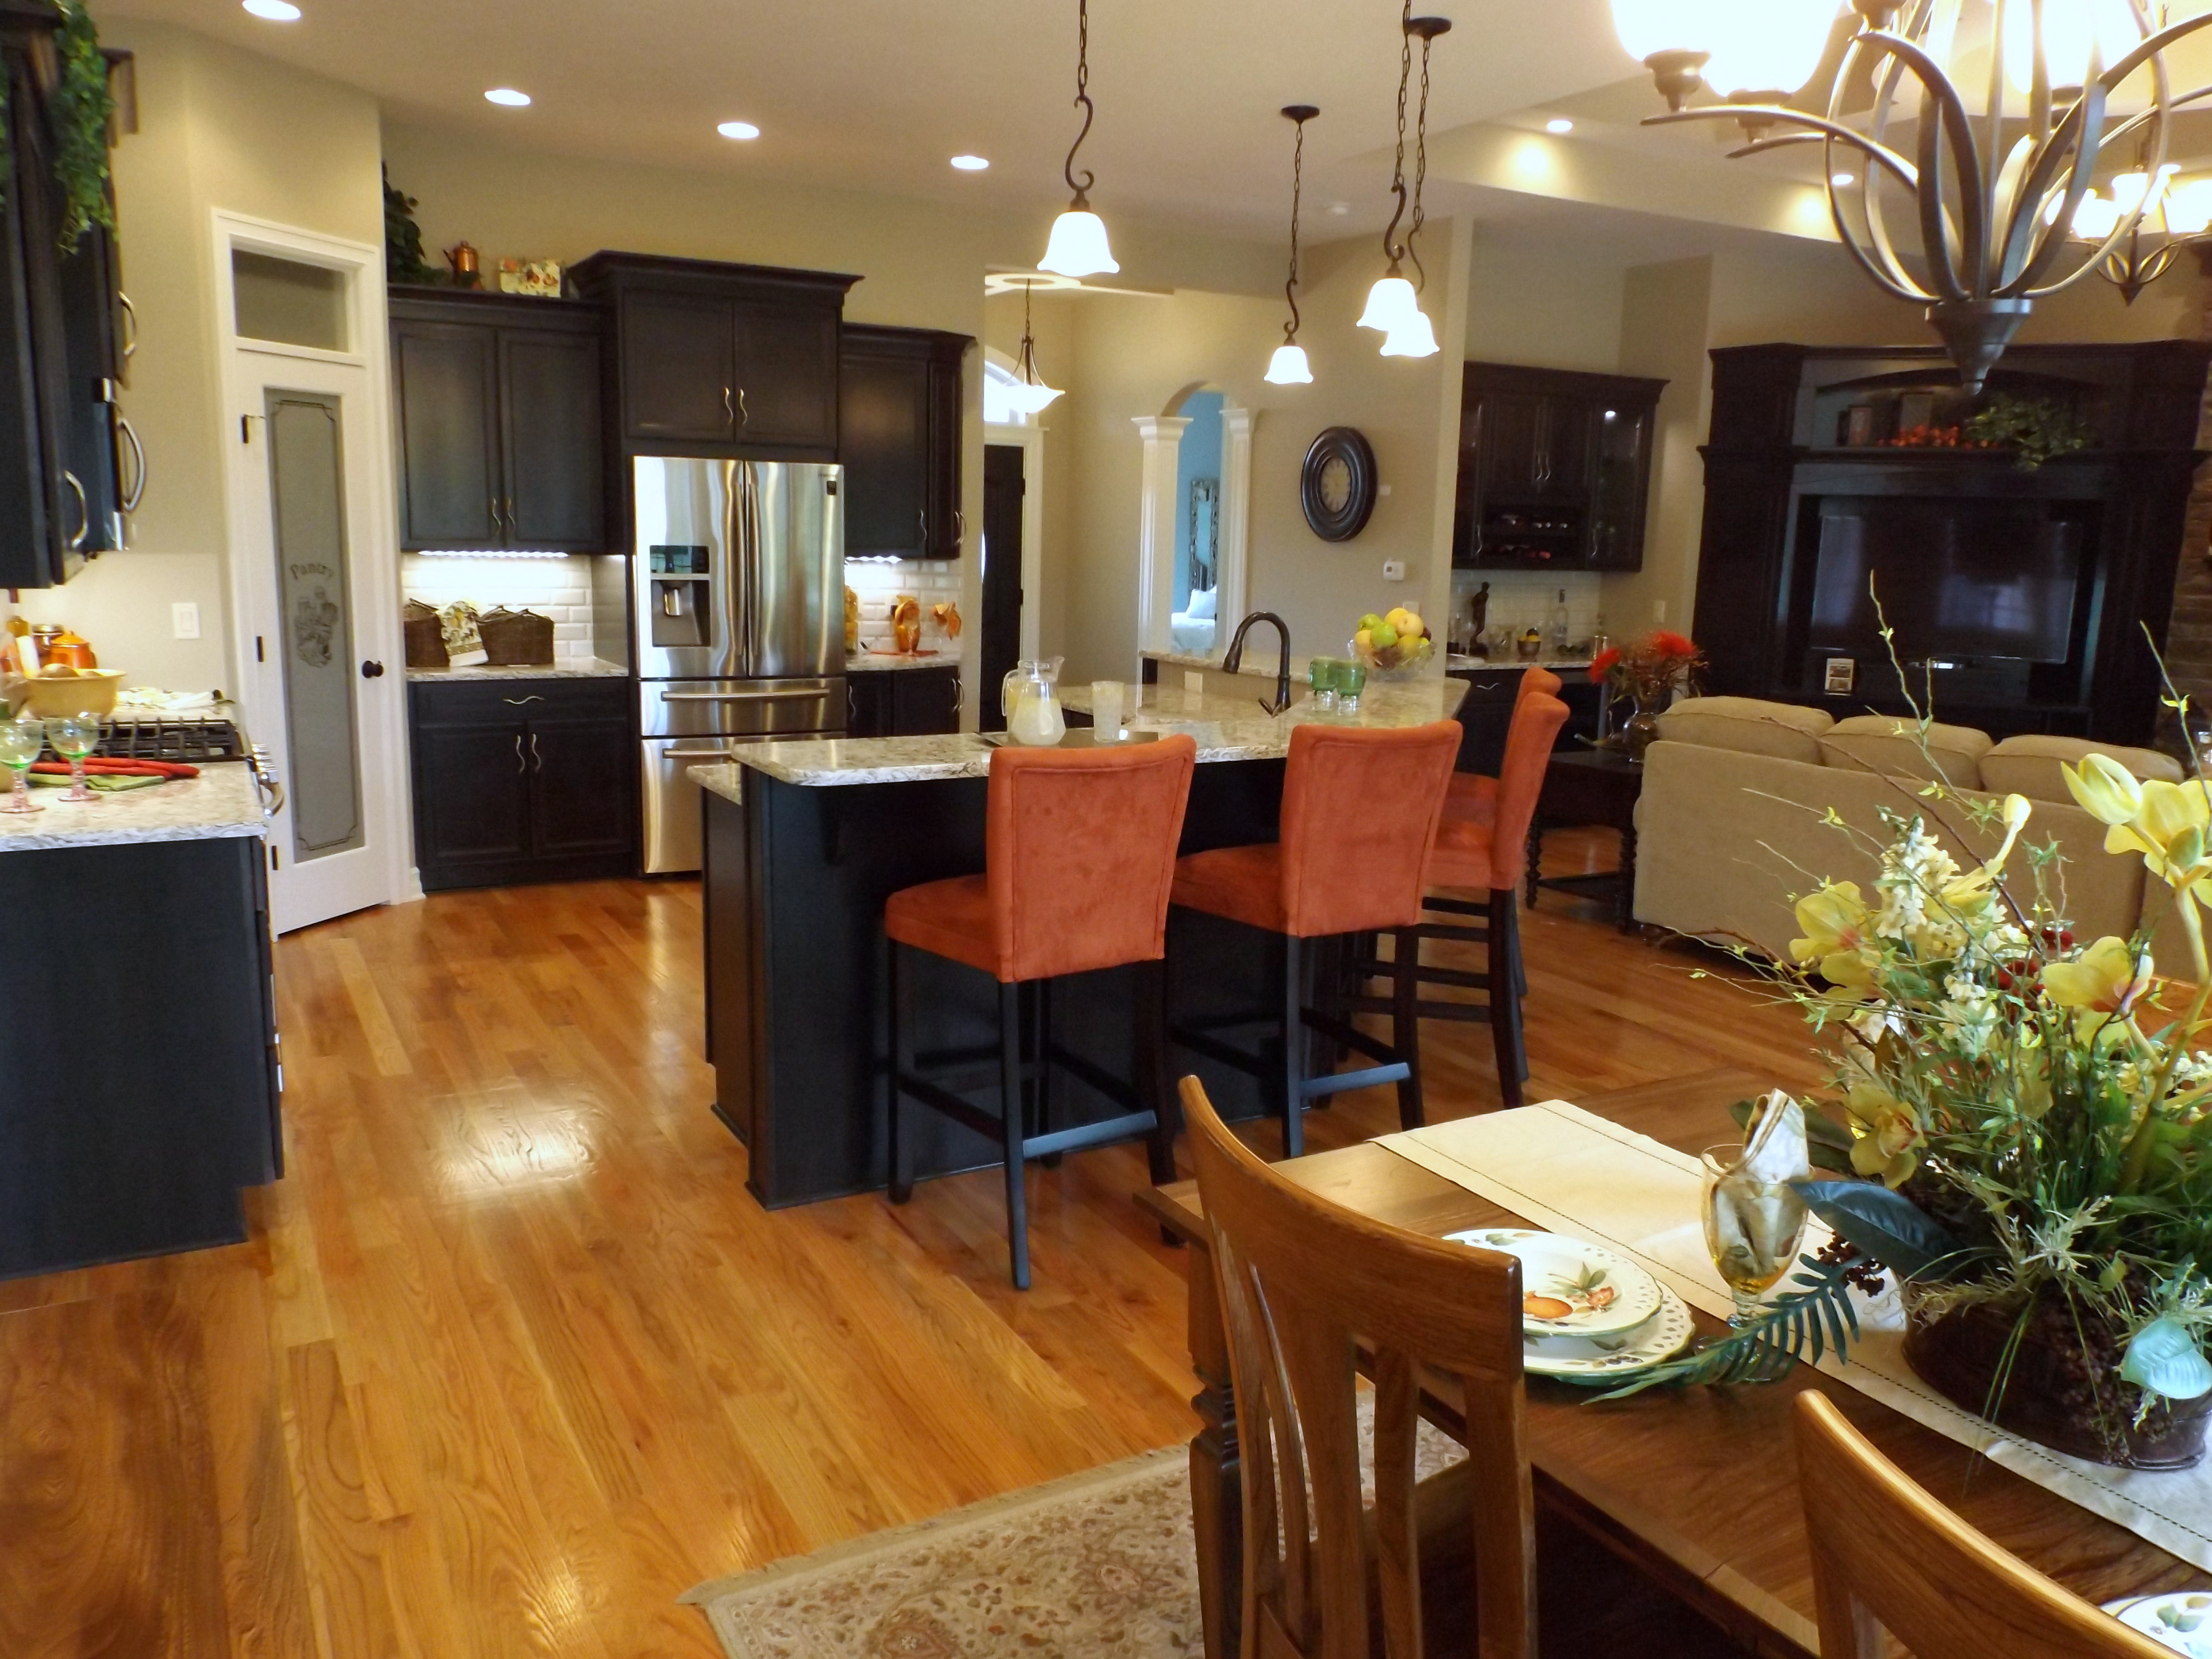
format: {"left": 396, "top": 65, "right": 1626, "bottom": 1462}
{"left": 405, "top": 657, "right": 630, "bottom": 684}
{"left": 692, "top": 676, "right": 1466, "bottom": 793}
{"left": 845, "top": 649, "right": 963, "bottom": 674}
{"left": 0, "top": 763, "right": 267, "bottom": 853}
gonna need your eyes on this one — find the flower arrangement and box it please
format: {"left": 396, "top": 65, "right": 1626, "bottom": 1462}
{"left": 1589, "top": 631, "right": 1703, "bottom": 760}
{"left": 1620, "top": 675, "right": 2212, "bottom": 1467}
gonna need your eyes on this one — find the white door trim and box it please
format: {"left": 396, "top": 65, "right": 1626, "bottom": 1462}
{"left": 212, "top": 210, "right": 411, "bottom": 925}
{"left": 983, "top": 420, "right": 1046, "bottom": 660}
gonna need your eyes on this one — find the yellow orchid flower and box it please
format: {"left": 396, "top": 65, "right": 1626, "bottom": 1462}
{"left": 1790, "top": 882, "right": 1876, "bottom": 992}
{"left": 1842, "top": 1082, "right": 1923, "bottom": 1187}
{"left": 2042, "top": 936, "right": 2153, "bottom": 1016}
{"left": 2106, "top": 779, "right": 2212, "bottom": 890}
{"left": 2064, "top": 754, "right": 2145, "bottom": 826}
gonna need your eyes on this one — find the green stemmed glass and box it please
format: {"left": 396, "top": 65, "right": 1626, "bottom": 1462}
{"left": 0, "top": 718, "right": 43, "bottom": 814}
{"left": 45, "top": 713, "right": 101, "bottom": 803}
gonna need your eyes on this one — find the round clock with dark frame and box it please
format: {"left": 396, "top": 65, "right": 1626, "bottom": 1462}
{"left": 1299, "top": 427, "right": 1378, "bottom": 542}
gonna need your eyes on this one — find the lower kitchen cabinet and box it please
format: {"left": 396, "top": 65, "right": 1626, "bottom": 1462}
{"left": 409, "top": 677, "right": 636, "bottom": 890}
{"left": 1448, "top": 666, "right": 1602, "bottom": 773}
{"left": 845, "top": 665, "right": 961, "bottom": 738}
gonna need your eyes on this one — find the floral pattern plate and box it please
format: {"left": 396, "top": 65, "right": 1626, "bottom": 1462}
{"left": 1447, "top": 1227, "right": 1664, "bottom": 1337}
{"left": 2107, "top": 1593, "right": 2212, "bottom": 1654}
{"left": 1521, "top": 1284, "right": 1696, "bottom": 1382}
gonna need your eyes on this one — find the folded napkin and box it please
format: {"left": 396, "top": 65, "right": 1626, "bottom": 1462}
{"left": 1711, "top": 1090, "right": 1813, "bottom": 1282}
{"left": 29, "top": 771, "right": 169, "bottom": 792}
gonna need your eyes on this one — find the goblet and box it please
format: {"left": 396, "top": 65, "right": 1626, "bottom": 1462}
{"left": 1701, "top": 1143, "right": 1808, "bottom": 1327}
{"left": 0, "top": 718, "right": 44, "bottom": 814}
{"left": 45, "top": 712, "right": 102, "bottom": 804}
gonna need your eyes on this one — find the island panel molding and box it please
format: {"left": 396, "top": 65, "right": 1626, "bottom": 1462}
{"left": 1299, "top": 426, "right": 1378, "bottom": 542}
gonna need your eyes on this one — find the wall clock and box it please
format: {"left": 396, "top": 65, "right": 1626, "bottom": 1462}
{"left": 1300, "top": 427, "right": 1378, "bottom": 542}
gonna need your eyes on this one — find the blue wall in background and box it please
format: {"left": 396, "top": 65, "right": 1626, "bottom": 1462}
{"left": 1174, "top": 392, "right": 1225, "bottom": 613}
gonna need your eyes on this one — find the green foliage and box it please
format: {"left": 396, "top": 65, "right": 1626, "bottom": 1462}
{"left": 49, "top": 0, "right": 114, "bottom": 255}
{"left": 1964, "top": 392, "right": 2092, "bottom": 470}
{"left": 1796, "top": 1179, "right": 1973, "bottom": 1282}
{"left": 383, "top": 165, "right": 440, "bottom": 287}
{"left": 1587, "top": 1257, "right": 1862, "bottom": 1400}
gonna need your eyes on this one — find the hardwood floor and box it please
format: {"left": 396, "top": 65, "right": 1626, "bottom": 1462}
{"left": 0, "top": 833, "right": 1822, "bottom": 1657}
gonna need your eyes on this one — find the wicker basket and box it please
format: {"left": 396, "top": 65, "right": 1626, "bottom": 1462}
{"left": 403, "top": 600, "right": 448, "bottom": 669}
{"left": 479, "top": 607, "right": 555, "bottom": 666}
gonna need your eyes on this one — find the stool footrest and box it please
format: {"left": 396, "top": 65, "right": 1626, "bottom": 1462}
{"left": 1422, "top": 894, "right": 1490, "bottom": 917}
{"left": 1024, "top": 1110, "right": 1159, "bottom": 1160}
{"left": 1305, "top": 1061, "right": 1410, "bottom": 1099}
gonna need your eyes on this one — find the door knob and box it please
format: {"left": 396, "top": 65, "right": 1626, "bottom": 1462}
{"left": 361, "top": 661, "right": 386, "bottom": 679}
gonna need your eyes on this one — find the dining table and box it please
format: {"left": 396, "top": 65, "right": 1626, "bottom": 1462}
{"left": 1136, "top": 1066, "right": 2212, "bottom": 1659}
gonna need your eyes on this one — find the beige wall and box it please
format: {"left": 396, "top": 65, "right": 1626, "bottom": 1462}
{"left": 1465, "top": 233, "right": 1626, "bottom": 373}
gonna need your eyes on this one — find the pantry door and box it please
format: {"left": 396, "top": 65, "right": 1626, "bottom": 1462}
{"left": 218, "top": 216, "right": 407, "bottom": 934}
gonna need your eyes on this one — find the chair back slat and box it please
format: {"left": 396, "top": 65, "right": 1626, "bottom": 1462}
{"left": 1184, "top": 1077, "right": 1537, "bottom": 1659}
{"left": 1277, "top": 721, "right": 1461, "bottom": 938}
{"left": 1795, "top": 1391, "right": 2176, "bottom": 1659}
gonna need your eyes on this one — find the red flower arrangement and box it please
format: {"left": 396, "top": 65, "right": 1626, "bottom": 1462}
{"left": 1589, "top": 629, "right": 1703, "bottom": 708}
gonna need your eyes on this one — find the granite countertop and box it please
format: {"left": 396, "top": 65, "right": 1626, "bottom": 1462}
{"left": 0, "top": 763, "right": 267, "bottom": 853}
{"left": 691, "top": 677, "right": 1467, "bottom": 793}
{"left": 846, "top": 649, "right": 963, "bottom": 674}
{"left": 405, "top": 657, "right": 631, "bottom": 684}
{"left": 1447, "top": 653, "right": 1599, "bottom": 674}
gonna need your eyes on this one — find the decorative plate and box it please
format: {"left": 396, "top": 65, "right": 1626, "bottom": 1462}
{"left": 1522, "top": 1285, "right": 1696, "bottom": 1382}
{"left": 1446, "top": 1227, "right": 1664, "bottom": 1337}
{"left": 2107, "top": 1593, "right": 2212, "bottom": 1655}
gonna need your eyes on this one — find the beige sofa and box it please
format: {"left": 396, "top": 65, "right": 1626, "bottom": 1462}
{"left": 1632, "top": 697, "right": 2188, "bottom": 968}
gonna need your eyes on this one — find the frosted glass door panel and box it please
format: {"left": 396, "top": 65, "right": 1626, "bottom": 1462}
{"left": 266, "top": 392, "right": 365, "bottom": 861}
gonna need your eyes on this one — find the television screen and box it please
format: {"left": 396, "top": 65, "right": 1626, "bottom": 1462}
{"left": 1806, "top": 496, "right": 2087, "bottom": 665}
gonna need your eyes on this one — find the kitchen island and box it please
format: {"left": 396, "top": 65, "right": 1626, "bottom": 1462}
{"left": 0, "top": 765, "right": 282, "bottom": 1276}
{"left": 692, "top": 675, "right": 1466, "bottom": 1207}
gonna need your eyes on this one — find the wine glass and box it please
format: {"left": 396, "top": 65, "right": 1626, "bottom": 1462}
{"left": 0, "top": 718, "right": 43, "bottom": 814}
{"left": 1701, "top": 1144, "right": 1809, "bottom": 1327}
{"left": 45, "top": 713, "right": 102, "bottom": 804}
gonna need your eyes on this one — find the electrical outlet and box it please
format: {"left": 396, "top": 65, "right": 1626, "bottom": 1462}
{"left": 172, "top": 602, "right": 201, "bottom": 640}
{"left": 1654, "top": 599, "right": 1668, "bottom": 624}
{"left": 1382, "top": 560, "right": 1407, "bottom": 582}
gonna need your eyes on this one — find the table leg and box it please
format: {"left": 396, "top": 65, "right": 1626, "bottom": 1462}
{"left": 1617, "top": 819, "right": 1638, "bottom": 933}
{"left": 1525, "top": 814, "right": 1544, "bottom": 910}
{"left": 1183, "top": 1236, "right": 1243, "bottom": 1659}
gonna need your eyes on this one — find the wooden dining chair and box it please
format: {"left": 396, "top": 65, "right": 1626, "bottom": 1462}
{"left": 1795, "top": 1391, "right": 2176, "bottom": 1659}
{"left": 1181, "top": 1074, "right": 1537, "bottom": 1659}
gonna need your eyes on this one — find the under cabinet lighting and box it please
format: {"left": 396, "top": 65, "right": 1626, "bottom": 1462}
{"left": 718, "top": 120, "right": 761, "bottom": 141}
{"left": 485, "top": 87, "right": 532, "bottom": 108}
{"left": 242, "top": 0, "right": 302, "bottom": 19}
{"left": 950, "top": 154, "right": 990, "bottom": 171}
{"left": 415, "top": 548, "right": 573, "bottom": 560}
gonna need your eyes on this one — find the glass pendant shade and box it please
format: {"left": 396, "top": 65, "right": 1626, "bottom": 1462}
{"left": 1701, "top": 0, "right": 1836, "bottom": 96}
{"left": 1610, "top": 0, "right": 1710, "bottom": 61}
{"left": 1001, "top": 378, "right": 1063, "bottom": 414}
{"left": 1379, "top": 309, "right": 1440, "bottom": 358}
{"left": 1040, "top": 208, "right": 1118, "bottom": 277}
{"left": 2002, "top": 0, "right": 2141, "bottom": 93}
{"left": 2166, "top": 179, "right": 2212, "bottom": 236}
{"left": 1358, "top": 275, "right": 1421, "bottom": 333}
{"left": 1265, "top": 343, "right": 1313, "bottom": 385}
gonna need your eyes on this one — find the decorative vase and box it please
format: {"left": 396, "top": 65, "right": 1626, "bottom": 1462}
{"left": 1622, "top": 692, "right": 1666, "bottom": 762}
{"left": 1902, "top": 1294, "right": 2212, "bottom": 1470}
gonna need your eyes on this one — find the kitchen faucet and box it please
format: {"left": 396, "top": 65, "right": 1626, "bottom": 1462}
{"left": 1221, "top": 612, "right": 1294, "bottom": 716}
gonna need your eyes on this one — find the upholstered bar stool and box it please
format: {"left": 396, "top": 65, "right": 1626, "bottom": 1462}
{"left": 1169, "top": 721, "right": 1461, "bottom": 1159}
{"left": 885, "top": 735, "right": 1197, "bottom": 1289}
{"left": 1353, "top": 686, "right": 1567, "bottom": 1109}
{"left": 1449, "top": 664, "right": 1562, "bottom": 830}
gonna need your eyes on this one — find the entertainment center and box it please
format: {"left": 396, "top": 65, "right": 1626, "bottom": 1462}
{"left": 1692, "top": 341, "right": 2212, "bottom": 745}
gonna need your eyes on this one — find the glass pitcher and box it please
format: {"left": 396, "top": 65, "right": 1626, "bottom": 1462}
{"left": 1001, "top": 657, "right": 1067, "bottom": 746}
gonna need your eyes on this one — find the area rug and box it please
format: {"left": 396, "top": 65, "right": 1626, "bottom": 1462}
{"left": 684, "top": 1399, "right": 1463, "bottom": 1659}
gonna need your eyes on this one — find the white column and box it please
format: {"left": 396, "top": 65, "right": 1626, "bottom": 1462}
{"left": 1132, "top": 415, "right": 1191, "bottom": 670}
{"left": 1217, "top": 405, "right": 1257, "bottom": 640}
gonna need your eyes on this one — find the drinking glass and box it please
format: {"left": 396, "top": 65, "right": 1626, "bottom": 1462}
{"left": 1700, "top": 1143, "right": 1808, "bottom": 1326}
{"left": 1306, "top": 658, "right": 1338, "bottom": 711}
{"left": 45, "top": 713, "right": 102, "bottom": 804}
{"left": 0, "top": 718, "right": 43, "bottom": 815}
{"left": 1091, "top": 679, "right": 1125, "bottom": 737}
{"left": 1337, "top": 660, "right": 1368, "bottom": 713}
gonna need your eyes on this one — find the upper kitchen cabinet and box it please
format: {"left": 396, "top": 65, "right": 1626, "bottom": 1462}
{"left": 569, "top": 252, "right": 858, "bottom": 459}
{"left": 840, "top": 325, "right": 970, "bottom": 561}
{"left": 389, "top": 289, "right": 607, "bottom": 553}
{"left": 1455, "top": 361, "right": 1665, "bottom": 573}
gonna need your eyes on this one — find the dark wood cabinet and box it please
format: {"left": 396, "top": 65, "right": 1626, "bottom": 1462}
{"left": 845, "top": 665, "right": 961, "bottom": 738}
{"left": 840, "top": 325, "right": 970, "bottom": 560}
{"left": 409, "top": 677, "right": 635, "bottom": 890}
{"left": 570, "top": 252, "right": 859, "bottom": 461}
{"left": 1448, "top": 666, "right": 1600, "bottom": 773}
{"left": 56, "top": 221, "right": 126, "bottom": 554}
{"left": 1456, "top": 362, "right": 1664, "bottom": 573}
{"left": 390, "top": 290, "right": 607, "bottom": 553}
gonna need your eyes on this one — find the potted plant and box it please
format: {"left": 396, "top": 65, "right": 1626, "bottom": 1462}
{"left": 1588, "top": 630, "right": 1703, "bottom": 760}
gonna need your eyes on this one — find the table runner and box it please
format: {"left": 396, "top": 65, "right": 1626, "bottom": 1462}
{"left": 1380, "top": 1099, "right": 2212, "bottom": 1574}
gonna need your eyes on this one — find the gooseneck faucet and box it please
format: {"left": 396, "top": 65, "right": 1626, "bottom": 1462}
{"left": 1221, "top": 612, "right": 1294, "bottom": 716}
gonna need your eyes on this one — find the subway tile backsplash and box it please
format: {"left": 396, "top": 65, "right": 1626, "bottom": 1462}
{"left": 1451, "top": 570, "right": 1604, "bottom": 649}
{"left": 401, "top": 554, "right": 601, "bottom": 662}
{"left": 844, "top": 559, "right": 963, "bottom": 655}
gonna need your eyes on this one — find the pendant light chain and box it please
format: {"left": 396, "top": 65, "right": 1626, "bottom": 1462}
{"left": 1020, "top": 281, "right": 1041, "bottom": 386}
{"left": 1380, "top": 0, "right": 1413, "bottom": 272}
{"left": 1063, "top": 0, "right": 1096, "bottom": 205}
{"left": 1285, "top": 113, "right": 1307, "bottom": 343}
{"left": 1407, "top": 24, "right": 1434, "bottom": 290}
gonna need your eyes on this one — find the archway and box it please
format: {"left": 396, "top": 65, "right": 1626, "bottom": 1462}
{"left": 1135, "top": 382, "right": 1255, "bottom": 660}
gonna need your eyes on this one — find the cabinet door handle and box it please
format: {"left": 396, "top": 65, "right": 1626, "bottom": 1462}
{"left": 515, "top": 733, "right": 526, "bottom": 773}
{"left": 505, "top": 495, "right": 517, "bottom": 539}
{"left": 917, "top": 507, "right": 929, "bottom": 554}
{"left": 117, "top": 414, "right": 145, "bottom": 513}
{"left": 530, "top": 732, "right": 543, "bottom": 773}
{"left": 953, "top": 508, "right": 965, "bottom": 547}
{"left": 361, "top": 660, "right": 386, "bottom": 679}
{"left": 501, "top": 695, "right": 546, "bottom": 706}
{"left": 60, "top": 469, "right": 87, "bottom": 551}
{"left": 723, "top": 386, "right": 734, "bottom": 428}
{"left": 118, "top": 291, "right": 138, "bottom": 364}
{"left": 737, "top": 387, "right": 749, "bottom": 428}
{"left": 490, "top": 495, "right": 504, "bottom": 538}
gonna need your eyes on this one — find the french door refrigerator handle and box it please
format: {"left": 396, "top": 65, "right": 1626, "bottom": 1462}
{"left": 661, "top": 688, "right": 828, "bottom": 701}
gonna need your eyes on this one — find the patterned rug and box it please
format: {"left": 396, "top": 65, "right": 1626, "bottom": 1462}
{"left": 683, "top": 1400, "right": 1465, "bottom": 1659}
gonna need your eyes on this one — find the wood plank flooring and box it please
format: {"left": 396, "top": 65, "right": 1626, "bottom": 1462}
{"left": 0, "top": 834, "right": 1822, "bottom": 1657}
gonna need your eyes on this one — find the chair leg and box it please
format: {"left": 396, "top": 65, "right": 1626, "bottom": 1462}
{"left": 1489, "top": 888, "right": 1529, "bottom": 1109}
{"left": 1280, "top": 933, "right": 1307, "bottom": 1159}
{"left": 1391, "top": 925, "right": 1425, "bottom": 1131}
{"left": 999, "top": 979, "right": 1032, "bottom": 1289}
{"left": 888, "top": 940, "right": 914, "bottom": 1204}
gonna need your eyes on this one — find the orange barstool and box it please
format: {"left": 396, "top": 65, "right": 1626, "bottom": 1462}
{"left": 885, "top": 735, "right": 1198, "bottom": 1289}
{"left": 1356, "top": 686, "right": 1567, "bottom": 1108}
{"left": 1169, "top": 721, "right": 1461, "bottom": 1158}
{"left": 1447, "top": 664, "right": 1562, "bottom": 830}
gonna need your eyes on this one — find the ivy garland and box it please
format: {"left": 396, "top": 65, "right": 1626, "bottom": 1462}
{"left": 0, "top": 1, "right": 117, "bottom": 254}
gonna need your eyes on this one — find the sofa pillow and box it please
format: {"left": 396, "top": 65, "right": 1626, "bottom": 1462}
{"left": 1818, "top": 715, "right": 1992, "bottom": 788}
{"left": 1187, "top": 586, "right": 1217, "bottom": 620}
{"left": 1656, "top": 696, "right": 1833, "bottom": 765}
{"left": 1979, "top": 733, "right": 2184, "bottom": 802}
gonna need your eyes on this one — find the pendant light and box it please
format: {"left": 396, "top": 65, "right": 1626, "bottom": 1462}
{"left": 1002, "top": 280, "right": 1063, "bottom": 415}
{"left": 1265, "top": 105, "right": 1319, "bottom": 386}
{"left": 1039, "top": 0, "right": 1118, "bottom": 277}
{"left": 1367, "top": 9, "right": 1448, "bottom": 359}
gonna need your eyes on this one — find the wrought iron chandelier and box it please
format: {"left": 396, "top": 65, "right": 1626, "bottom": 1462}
{"left": 1001, "top": 279, "right": 1063, "bottom": 415}
{"left": 1266, "top": 105, "right": 1320, "bottom": 385}
{"left": 2063, "top": 146, "right": 2212, "bottom": 304}
{"left": 1615, "top": 0, "right": 2212, "bottom": 389}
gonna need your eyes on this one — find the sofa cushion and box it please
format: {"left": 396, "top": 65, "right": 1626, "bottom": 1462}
{"left": 1656, "top": 696, "right": 1833, "bottom": 765}
{"left": 1818, "top": 715, "right": 1992, "bottom": 788}
{"left": 1979, "top": 733, "right": 2184, "bottom": 801}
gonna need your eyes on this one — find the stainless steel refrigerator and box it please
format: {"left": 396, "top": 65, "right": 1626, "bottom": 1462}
{"left": 633, "top": 456, "right": 844, "bottom": 874}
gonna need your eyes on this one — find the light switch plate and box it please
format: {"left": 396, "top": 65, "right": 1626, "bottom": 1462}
{"left": 172, "top": 601, "right": 201, "bottom": 640}
{"left": 1825, "top": 657, "right": 1856, "bottom": 694}
{"left": 1382, "top": 560, "right": 1407, "bottom": 582}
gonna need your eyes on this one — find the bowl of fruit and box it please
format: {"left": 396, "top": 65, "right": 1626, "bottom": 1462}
{"left": 1349, "top": 607, "right": 1434, "bottom": 678}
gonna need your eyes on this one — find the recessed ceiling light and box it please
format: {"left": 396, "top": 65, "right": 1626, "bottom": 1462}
{"left": 950, "top": 154, "right": 990, "bottom": 171}
{"left": 1327, "top": 201, "right": 1351, "bottom": 216}
{"left": 484, "top": 87, "right": 532, "bottom": 107}
{"left": 718, "top": 120, "right": 761, "bottom": 141}
{"left": 1545, "top": 117, "right": 1575, "bottom": 134}
{"left": 242, "top": 0, "right": 301, "bottom": 18}
{"left": 1832, "top": 170, "right": 1857, "bottom": 187}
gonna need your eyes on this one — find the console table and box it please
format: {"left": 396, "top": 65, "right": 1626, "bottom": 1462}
{"left": 1526, "top": 747, "right": 1644, "bottom": 931}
